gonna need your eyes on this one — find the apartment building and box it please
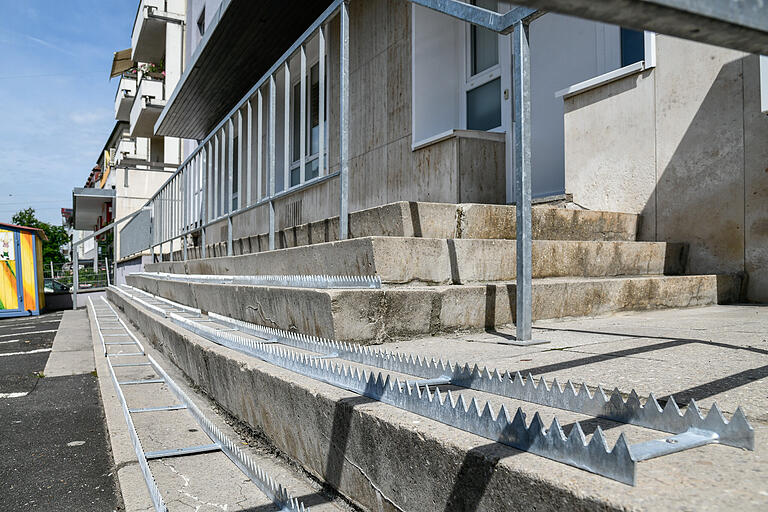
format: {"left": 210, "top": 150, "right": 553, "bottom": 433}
{"left": 108, "top": 0, "right": 767, "bottom": 302}
{"left": 72, "top": 0, "right": 187, "bottom": 276}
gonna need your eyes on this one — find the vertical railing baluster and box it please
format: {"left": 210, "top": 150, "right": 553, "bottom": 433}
{"left": 220, "top": 128, "right": 226, "bottom": 218}
{"left": 300, "top": 44, "right": 306, "bottom": 185}
{"left": 339, "top": 0, "right": 350, "bottom": 240}
{"left": 319, "top": 24, "right": 326, "bottom": 177}
{"left": 269, "top": 75, "right": 276, "bottom": 250}
{"left": 213, "top": 134, "right": 219, "bottom": 220}
{"left": 246, "top": 100, "right": 252, "bottom": 207}
{"left": 284, "top": 61, "right": 291, "bottom": 191}
{"left": 202, "top": 143, "right": 209, "bottom": 258}
{"left": 228, "top": 117, "right": 235, "bottom": 256}
{"left": 257, "top": 90, "right": 263, "bottom": 202}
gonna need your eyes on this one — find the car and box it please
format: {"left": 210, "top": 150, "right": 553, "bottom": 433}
{"left": 44, "top": 278, "right": 71, "bottom": 293}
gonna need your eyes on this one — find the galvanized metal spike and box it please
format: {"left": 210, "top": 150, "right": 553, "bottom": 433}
{"left": 549, "top": 417, "right": 566, "bottom": 442}
{"left": 592, "top": 426, "right": 611, "bottom": 451}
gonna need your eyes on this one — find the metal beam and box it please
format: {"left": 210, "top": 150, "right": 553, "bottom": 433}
{"left": 411, "top": 0, "right": 768, "bottom": 54}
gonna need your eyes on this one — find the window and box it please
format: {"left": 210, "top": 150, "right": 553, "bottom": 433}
{"left": 290, "top": 62, "right": 325, "bottom": 187}
{"left": 197, "top": 8, "right": 205, "bottom": 37}
{"left": 465, "top": 0, "right": 502, "bottom": 131}
{"left": 620, "top": 28, "right": 644, "bottom": 67}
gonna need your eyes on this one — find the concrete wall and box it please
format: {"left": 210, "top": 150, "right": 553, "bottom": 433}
{"left": 564, "top": 36, "right": 768, "bottom": 301}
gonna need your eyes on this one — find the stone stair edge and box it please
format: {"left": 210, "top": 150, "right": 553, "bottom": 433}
{"left": 125, "top": 273, "right": 742, "bottom": 343}
{"left": 167, "top": 200, "right": 641, "bottom": 261}
{"left": 147, "top": 237, "right": 683, "bottom": 277}
{"left": 105, "top": 288, "right": 649, "bottom": 512}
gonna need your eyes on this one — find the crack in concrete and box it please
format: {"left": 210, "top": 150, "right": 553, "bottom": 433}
{"left": 318, "top": 430, "right": 405, "bottom": 512}
{"left": 159, "top": 459, "right": 231, "bottom": 511}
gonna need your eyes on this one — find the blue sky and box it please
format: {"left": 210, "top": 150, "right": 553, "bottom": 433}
{"left": 0, "top": 1, "right": 137, "bottom": 225}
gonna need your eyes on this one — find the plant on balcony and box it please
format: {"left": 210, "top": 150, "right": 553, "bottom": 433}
{"left": 139, "top": 60, "right": 165, "bottom": 80}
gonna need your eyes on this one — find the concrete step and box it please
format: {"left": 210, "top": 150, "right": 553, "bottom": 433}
{"left": 186, "top": 201, "right": 640, "bottom": 259}
{"left": 108, "top": 291, "right": 768, "bottom": 511}
{"left": 149, "top": 237, "right": 686, "bottom": 284}
{"left": 126, "top": 272, "right": 742, "bottom": 343}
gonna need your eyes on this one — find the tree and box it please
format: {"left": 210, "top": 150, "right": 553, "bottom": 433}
{"left": 11, "top": 208, "right": 68, "bottom": 264}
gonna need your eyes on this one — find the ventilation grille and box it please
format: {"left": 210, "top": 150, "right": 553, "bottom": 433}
{"left": 284, "top": 199, "right": 302, "bottom": 228}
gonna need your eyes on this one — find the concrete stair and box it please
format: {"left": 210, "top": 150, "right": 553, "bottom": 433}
{"left": 132, "top": 201, "right": 743, "bottom": 343}
{"left": 186, "top": 201, "right": 641, "bottom": 258}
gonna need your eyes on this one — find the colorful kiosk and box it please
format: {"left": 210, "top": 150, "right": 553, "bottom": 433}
{"left": 0, "top": 223, "right": 46, "bottom": 318}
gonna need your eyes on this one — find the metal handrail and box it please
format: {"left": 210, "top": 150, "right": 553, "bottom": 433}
{"left": 121, "top": 0, "right": 346, "bottom": 261}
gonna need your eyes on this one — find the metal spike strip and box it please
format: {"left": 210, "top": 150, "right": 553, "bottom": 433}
{"left": 145, "top": 354, "right": 309, "bottom": 512}
{"left": 111, "top": 285, "right": 202, "bottom": 318}
{"left": 170, "top": 312, "right": 638, "bottom": 484}
{"left": 131, "top": 271, "right": 382, "bottom": 289}
{"left": 97, "top": 297, "right": 311, "bottom": 512}
{"left": 207, "top": 312, "right": 754, "bottom": 450}
{"left": 115, "top": 285, "right": 754, "bottom": 451}
{"left": 88, "top": 300, "right": 167, "bottom": 511}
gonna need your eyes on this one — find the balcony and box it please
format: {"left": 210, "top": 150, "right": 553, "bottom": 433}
{"left": 114, "top": 74, "right": 137, "bottom": 121}
{"left": 130, "top": 0, "right": 185, "bottom": 63}
{"left": 130, "top": 76, "right": 165, "bottom": 137}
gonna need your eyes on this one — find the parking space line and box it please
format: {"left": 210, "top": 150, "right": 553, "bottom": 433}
{"left": 0, "top": 339, "right": 19, "bottom": 345}
{"left": 0, "top": 348, "right": 52, "bottom": 357}
{"left": 0, "top": 330, "right": 57, "bottom": 338}
{"left": 0, "top": 392, "right": 28, "bottom": 398}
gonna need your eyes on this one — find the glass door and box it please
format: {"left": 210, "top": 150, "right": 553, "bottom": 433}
{"left": 465, "top": 0, "right": 503, "bottom": 131}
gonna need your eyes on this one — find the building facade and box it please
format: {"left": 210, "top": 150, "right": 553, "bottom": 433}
{"left": 72, "top": 0, "right": 187, "bottom": 278}
{"left": 109, "top": 0, "right": 766, "bottom": 301}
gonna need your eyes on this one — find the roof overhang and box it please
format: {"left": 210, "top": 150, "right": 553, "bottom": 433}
{"left": 72, "top": 187, "right": 115, "bottom": 230}
{"left": 0, "top": 223, "right": 48, "bottom": 241}
{"left": 155, "top": 0, "right": 333, "bottom": 140}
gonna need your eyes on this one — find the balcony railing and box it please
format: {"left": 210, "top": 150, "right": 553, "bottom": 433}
{"left": 114, "top": 74, "right": 137, "bottom": 122}
{"left": 129, "top": 75, "right": 165, "bottom": 137}
{"left": 120, "top": 0, "right": 348, "bottom": 260}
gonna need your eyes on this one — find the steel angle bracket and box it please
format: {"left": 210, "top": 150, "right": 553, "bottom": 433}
{"left": 89, "top": 303, "right": 166, "bottom": 511}
{"left": 135, "top": 271, "right": 382, "bottom": 289}
{"left": 171, "top": 313, "right": 637, "bottom": 484}
{"left": 208, "top": 313, "right": 755, "bottom": 450}
{"left": 146, "top": 354, "right": 310, "bottom": 512}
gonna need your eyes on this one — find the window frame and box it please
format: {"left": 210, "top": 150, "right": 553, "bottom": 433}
{"left": 555, "top": 31, "right": 657, "bottom": 99}
{"left": 288, "top": 57, "right": 327, "bottom": 188}
{"left": 460, "top": 0, "right": 506, "bottom": 133}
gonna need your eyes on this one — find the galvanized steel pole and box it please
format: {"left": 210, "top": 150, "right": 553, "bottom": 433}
{"left": 268, "top": 75, "right": 277, "bottom": 250}
{"left": 513, "top": 20, "right": 532, "bottom": 342}
{"left": 72, "top": 232, "right": 79, "bottom": 309}
{"left": 339, "top": 0, "right": 350, "bottom": 240}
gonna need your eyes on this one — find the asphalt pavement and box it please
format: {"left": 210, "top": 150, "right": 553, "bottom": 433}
{"left": 0, "top": 311, "right": 124, "bottom": 511}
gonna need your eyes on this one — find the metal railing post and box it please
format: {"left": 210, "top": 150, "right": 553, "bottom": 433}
{"left": 268, "top": 75, "right": 276, "bottom": 250}
{"left": 106, "top": 256, "right": 110, "bottom": 286}
{"left": 339, "top": 0, "right": 350, "bottom": 240}
{"left": 513, "top": 20, "right": 532, "bottom": 342}
{"left": 72, "top": 232, "right": 79, "bottom": 309}
{"left": 227, "top": 118, "right": 235, "bottom": 256}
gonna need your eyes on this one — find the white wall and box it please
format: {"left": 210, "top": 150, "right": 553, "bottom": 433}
{"left": 412, "top": 8, "right": 624, "bottom": 199}
{"left": 529, "top": 14, "right": 620, "bottom": 197}
{"left": 411, "top": 6, "right": 461, "bottom": 143}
